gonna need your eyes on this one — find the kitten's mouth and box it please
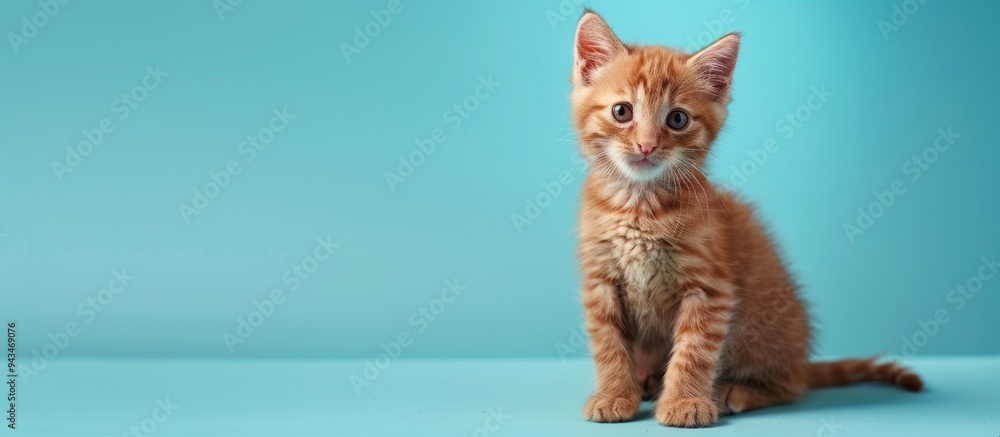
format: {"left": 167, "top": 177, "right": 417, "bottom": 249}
{"left": 628, "top": 155, "right": 660, "bottom": 170}
{"left": 610, "top": 152, "right": 668, "bottom": 182}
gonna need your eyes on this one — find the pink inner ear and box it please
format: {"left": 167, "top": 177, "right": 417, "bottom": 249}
{"left": 577, "top": 37, "right": 610, "bottom": 82}
{"left": 575, "top": 16, "right": 622, "bottom": 84}
{"left": 703, "top": 58, "right": 735, "bottom": 97}
{"left": 692, "top": 38, "right": 739, "bottom": 98}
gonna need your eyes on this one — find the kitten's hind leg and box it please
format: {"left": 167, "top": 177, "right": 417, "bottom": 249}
{"left": 634, "top": 347, "right": 667, "bottom": 401}
{"left": 640, "top": 368, "right": 664, "bottom": 401}
{"left": 716, "top": 381, "right": 806, "bottom": 415}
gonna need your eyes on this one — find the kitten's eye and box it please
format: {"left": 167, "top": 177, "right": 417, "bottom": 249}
{"left": 611, "top": 103, "right": 633, "bottom": 123}
{"left": 666, "top": 110, "right": 689, "bottom": 130}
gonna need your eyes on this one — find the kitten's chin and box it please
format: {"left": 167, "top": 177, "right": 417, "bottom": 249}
{"left": 613, "top": 155, "right": 666, "bottom": 183}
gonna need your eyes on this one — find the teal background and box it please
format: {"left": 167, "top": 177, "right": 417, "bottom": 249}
{"left": 1, "top": 0, "right": 998, "bottom": 362}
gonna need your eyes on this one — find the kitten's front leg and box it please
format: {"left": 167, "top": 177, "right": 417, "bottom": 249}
{"left": 581, "top": 275, "right": 640, "bottom": 423}
{"left": 655, "top": 275, "right": 734, "bottom": 428}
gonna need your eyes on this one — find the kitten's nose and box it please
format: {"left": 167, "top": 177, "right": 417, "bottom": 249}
{"left": 637, "top": 143, "right": 657, "bottom": 155}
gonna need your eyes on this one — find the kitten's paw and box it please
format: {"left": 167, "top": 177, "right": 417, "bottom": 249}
{"left": 582, "top": 393, "right": 639, "bottom": 423}
{"left": 716, "top": 383, "right": 736, "bottom": 415}
{"left": 655, "top": 397, "right": 719, "bottom": 428}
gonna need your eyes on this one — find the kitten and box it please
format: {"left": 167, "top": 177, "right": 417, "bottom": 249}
{"left": 570, "top": 10, "right": 922, "bottom": 428}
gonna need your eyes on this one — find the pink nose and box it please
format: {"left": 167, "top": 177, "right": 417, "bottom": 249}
{"left": 638, "top": 144, "right": 657, "bottom": 155}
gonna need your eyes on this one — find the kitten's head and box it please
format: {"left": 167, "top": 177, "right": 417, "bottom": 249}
{"left": 570, "top": 10, "right": 739, "bottom": 185}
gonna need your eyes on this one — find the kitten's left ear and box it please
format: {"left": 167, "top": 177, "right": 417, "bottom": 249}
{"left": 687, "top": 32, "right": 741, "bottom": 100}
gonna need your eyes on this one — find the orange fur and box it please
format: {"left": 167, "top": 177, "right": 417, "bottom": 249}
{"left": 570, "top": 11, "right": 921, "bottom": 427}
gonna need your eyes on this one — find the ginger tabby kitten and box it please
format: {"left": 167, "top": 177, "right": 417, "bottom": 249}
{"left": 571, "top": 11, "right": 922, "bottom": 428}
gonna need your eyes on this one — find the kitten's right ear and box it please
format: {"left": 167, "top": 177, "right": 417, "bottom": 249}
{"left": 573, "top": 10, "right": 625, "bottom": 86}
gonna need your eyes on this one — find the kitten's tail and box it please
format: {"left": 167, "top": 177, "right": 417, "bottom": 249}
{"left": 807, "top": 357, "right": 923, "bottom": 391}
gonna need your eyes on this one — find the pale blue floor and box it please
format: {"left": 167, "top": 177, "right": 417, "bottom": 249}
{"left": 15, "top": 356, "right": 997, "bottom": 436}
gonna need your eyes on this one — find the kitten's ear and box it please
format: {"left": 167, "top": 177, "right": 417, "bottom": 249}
{"left": 687, "top": 32, "right": 741, "bottom": 100}
{"left": 573, "top": 11, "right": 626, "bottom": 86}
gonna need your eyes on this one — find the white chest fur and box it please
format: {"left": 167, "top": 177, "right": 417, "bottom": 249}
{"left": 611, "top": 224, "right": 675, "bottom": 290}
{"left": 609, "top": 224, "right": 681, "bottom": 333}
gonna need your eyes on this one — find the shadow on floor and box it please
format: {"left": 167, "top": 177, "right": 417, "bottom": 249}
{"left": 633, "top": 383, "right": 928, "bottom": 426}
{"left": 774, "top": 384, "right": 927, "bottom": 412}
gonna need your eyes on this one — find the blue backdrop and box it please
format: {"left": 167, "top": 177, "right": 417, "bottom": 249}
{"left": 2, "top": 0, "right": 997, "bottom": 361}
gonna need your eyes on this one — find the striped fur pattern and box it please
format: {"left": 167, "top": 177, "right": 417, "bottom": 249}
{"left": 570, "top": 11, "right": 922, "bottom": 428}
